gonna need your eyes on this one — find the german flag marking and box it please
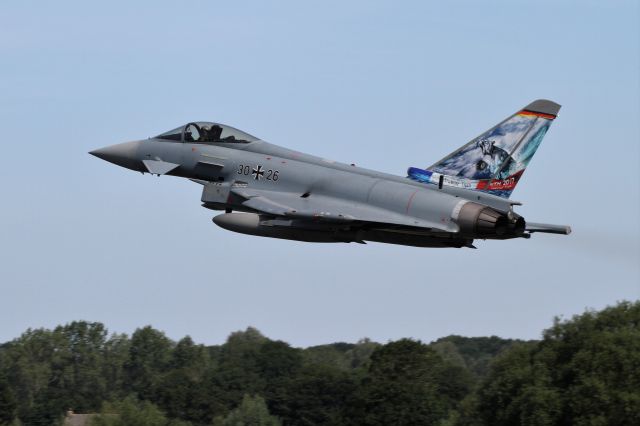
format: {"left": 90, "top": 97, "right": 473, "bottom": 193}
{"left": 518, "top": 110, "right": 556, "bottom": 120}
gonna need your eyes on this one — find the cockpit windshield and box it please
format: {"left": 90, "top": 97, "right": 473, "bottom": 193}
{"left": 155, "top": 122, "right": 259, "bottom": 144}
{"left": 155, "top": 126, "right": 183, "bottom": 141}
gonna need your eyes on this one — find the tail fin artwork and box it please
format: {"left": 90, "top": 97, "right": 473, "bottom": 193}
{"left": 408, "top": 99, "right": 560, "bottom": 198}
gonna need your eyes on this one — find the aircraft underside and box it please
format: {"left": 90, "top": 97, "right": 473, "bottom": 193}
{"left": 208, "top": 210, "right": 475, "bottom": 248}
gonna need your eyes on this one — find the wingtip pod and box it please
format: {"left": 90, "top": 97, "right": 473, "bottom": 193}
{"left": 521, "top": 99, "right": 561, "bottom": 118}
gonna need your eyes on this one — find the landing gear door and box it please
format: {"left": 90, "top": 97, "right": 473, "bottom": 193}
{"left": 201, "top": 181, "right": 232, "bottom": 209}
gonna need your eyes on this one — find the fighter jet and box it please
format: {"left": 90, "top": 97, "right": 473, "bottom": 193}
{"left": 90, "top": 99, "right": 570, "bottom": 248}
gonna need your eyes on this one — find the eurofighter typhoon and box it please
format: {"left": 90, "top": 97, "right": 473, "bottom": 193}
{"left": 90, "top": 100, "right": 570, "bottom": 248}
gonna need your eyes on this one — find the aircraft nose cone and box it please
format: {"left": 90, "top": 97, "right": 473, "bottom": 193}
{"left": 90, "top": 141, "right": 142, "bottom": 171}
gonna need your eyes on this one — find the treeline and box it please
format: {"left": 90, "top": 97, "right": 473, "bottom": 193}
{"left": 0, "top": 301, "right": 638, "bottom": 425}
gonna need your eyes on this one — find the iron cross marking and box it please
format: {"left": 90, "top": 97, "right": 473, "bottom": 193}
{"left": 252, "top": 165, "right": 265, "bottom": 180}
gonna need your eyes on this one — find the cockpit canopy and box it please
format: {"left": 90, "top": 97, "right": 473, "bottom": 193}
{"left": 155, "top": 122, "right": 259, "bottom": 144}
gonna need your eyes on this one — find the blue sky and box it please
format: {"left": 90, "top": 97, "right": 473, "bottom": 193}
{"left": 1, "top": 1, "right": 638, "bottom": 347}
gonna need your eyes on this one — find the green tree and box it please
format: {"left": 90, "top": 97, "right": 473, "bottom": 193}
{"left": 0, "top": 375, "right": 17, "bottom": 425}
{"left": 226, "top": 328, "right": 268, "bottom": 349}
{"left": 124, "top": 326, "right": 173, "bottom": 401}
{"left": 431, "top": 335, "right": 520, "bottom": 378}
{"left": 258, "top": 341, "right": 302, "bottom": 383}
{"left": 302, "top": 344, "right": 354, "bottom": 371}
{"left": 348, "top": 339, "right": 472, "bottom": 426}
{"left": 2, "top": 328, "right": 57, "bottom": 422}
{"left": 157, "top": 336, "right": 212, "bottom": 423}
{"left": 90, "top": 396, "right": 191, "bottom": 426}
{"left": 275, "top": 364, "right": 356, "bottom": 426}
{"left": 474, "top": 342, "right": 553, "bottom": 426}
{"left": 344, "top": 338, "right": 379, "bottom": 370}
{"left": 257, "top": 340, "right": 303, "bottom": 420}
{"left": 49, "top": 321, "right": 110, "bottom": 411}
{"left": 212, "top": 395, "right": 280, "bottom": 426}
{"left": 430, "top": 340, "right": 467, "bottom": 370}
{"left": 208, "top": 328, "right": 270, "bottom": 414}
{"left": 2, "top": 323, "right": 112, "bottom": 424}
{"left": 475, "top": 301, "right": 640, "bottom": 426}
{"left": 101, "top": 333, "right": 130, "bottom": 402}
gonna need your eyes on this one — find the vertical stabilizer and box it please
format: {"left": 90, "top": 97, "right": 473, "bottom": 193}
{"left": 409, "top": 99, "right": 560, "bottom": 198}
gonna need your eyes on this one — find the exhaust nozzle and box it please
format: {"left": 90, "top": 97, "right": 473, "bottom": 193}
{"left": 454, "top": 202, "right": 510, "bottom": 237}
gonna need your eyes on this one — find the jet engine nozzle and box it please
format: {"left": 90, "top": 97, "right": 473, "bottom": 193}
{"left": 454, "top": 202, "right": 510, "bottom": 237}
{"left": 510, "top": 215, "right": 526, "bottom": 235}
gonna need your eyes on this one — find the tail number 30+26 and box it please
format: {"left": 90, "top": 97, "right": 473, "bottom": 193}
{"left": 237, "top": 164, "right": 279, "bottom": 182}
